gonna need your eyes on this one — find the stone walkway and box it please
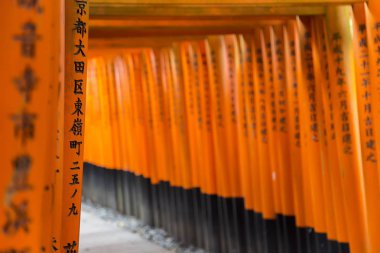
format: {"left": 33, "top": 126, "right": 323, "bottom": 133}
{"left": 79, "top": 209, "right": 172, "bottom": 253}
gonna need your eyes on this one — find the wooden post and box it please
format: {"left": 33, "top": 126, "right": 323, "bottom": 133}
{"left": 311, "top": 16, "right": 338, "bottom": 245}
{"left": 60, "top": 0, "right": 89, "bottom": 252}
{"left": 352, "top": 3, "right": 380, "bottom": 252}
{"left": 326, "top": 5, "right": 370, "bottom": 253}
{"left": 284, "top": 20, "right": 307, "bottom": 230}
{"left": 0, "top": 0, "right": 61, "bottom": 252}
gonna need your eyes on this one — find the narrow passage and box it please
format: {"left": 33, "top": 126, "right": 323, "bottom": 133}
{"left": 79, "top": 208, "right": 171, "bottom": 253}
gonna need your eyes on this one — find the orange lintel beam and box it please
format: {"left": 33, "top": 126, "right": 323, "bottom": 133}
{"left": 90, "top": 4, "right": 328, "bottom": 18}
{"left": 90, "top": 0, "right": 367, "bottom": 18}
{"left": 91, "top": 0, "right": 365, "bottom": 3}
{"left": 89, "top": 17, "right": 290, "bottom": 38}
{"left": 90, "top": 26, "right": 290, "bottom": 38}
{"left": 89, "top": 36, "right": 211, "bottom": 50}
{"left": 90, "top": 17, "right": 290, "bottom": 29}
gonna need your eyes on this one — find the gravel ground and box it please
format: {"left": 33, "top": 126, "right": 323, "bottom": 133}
{"left": 81, "top": 200, "right": 209, "bottom": 253}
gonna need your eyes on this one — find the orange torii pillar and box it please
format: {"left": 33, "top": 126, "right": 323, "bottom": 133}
{"left": 60, "top": 0, "right": 89, "bottom": 252}
{"left": 0, "top": 0, "right": 61, "bottom": 253}
{"left": 326, "top": 5, "right": 370, "bottom": 253}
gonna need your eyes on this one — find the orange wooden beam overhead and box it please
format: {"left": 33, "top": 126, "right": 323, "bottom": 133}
{"left": 91, "top": 0, "right": 365, "bottom": 3}
{"left": 89, "top": 36, "right": 208, "bottom": 49}
{"left": 90, "top": 4, "right": 325, "bottom": 18}
{"left": 90, "top": 0, "right": 366, "bottom": 19}
{"left": 89, "top": 17, "right": 291, "bottom": 38}
{"left": 90, "top": 17, "right": 290, "bottom": 28}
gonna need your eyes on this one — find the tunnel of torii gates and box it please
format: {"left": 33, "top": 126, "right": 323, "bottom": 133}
{"left": 4, "top": 1, "right": 380, "bottom": 253}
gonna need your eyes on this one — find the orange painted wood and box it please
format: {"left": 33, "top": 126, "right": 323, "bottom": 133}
{"left": 0, "top": 1, "right": 61, "bottom": 252}
{"left": 60, "top": 0, "right": 89, "bottom": 251}
{"left": 326, "top": 6, "right": 370, "bottom": 253}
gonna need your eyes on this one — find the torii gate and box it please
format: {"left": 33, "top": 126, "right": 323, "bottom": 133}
{"left": 0, "top": 1, "right": 376, "bottom": 253}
